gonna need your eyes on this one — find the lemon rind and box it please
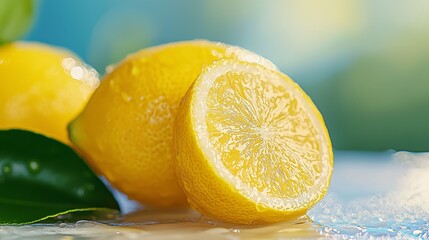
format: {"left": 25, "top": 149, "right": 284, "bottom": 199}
{"left": 191, "top": 60, "right": 333, "bottom": 211}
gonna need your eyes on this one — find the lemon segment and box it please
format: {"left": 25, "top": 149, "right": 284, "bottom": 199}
{"left": 174, "top": 60, "right": 333, "bottom": 224}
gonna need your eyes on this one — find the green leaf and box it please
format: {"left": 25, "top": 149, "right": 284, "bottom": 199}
{"left": 0, "top": 0, "right": 35, "bottom": 43}
{"left": 0, "top": 129, "right": 120, "bottom": 225}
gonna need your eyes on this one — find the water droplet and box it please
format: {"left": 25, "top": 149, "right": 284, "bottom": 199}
{"left": 76, "top": 187, "right": 85, "bottom": 197}
{"left": 131, "top": 65, "right": 140, "bottom": 76}
{"left": 2, "top": 164, "right": 12, "bottom": 175}
{"left": 76, "top": 183, "right": 94, "bottom": 197}
{"left": 28, "top": 160, "right": 41, "bottom": 174}
{"left": 121, "top": 92, "right": 133, "bottom": 102}
{"left": 61, "top": 57, "right": 76, "bottom": 70}
{"left": 109, "top": 79, "right": 121, "bottom": 93}
{"left": 105, "top": 64, "right": 116, "bottom": 74}
{"left": 211, "top": 49, "right": 224, "bottom": 58}
{"left": 84, "top": 69, "right": 100, "bottom": 88}
{"left": 71, "top": 66, "right": 84, "bottom": 80}
{"left": 75, "top": 220, "right": 104, "bottom": 228}
{"left": 138, "top": 57, "right": 148, "bottom": 64}
{"left": 59, "top": 223, "right": 68, "bottom": 228}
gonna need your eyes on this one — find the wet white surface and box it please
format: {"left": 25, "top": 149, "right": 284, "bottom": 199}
{"left": 1, "top": 151, "right": 428, "bottom": 239}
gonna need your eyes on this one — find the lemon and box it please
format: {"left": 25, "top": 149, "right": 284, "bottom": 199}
{"left": 0, "top": 42, "right": 99, "bottom": 144}
{"left": 69, "top": 40, "right": 276, "bottom": 207}
{"left": 174, "top": 59, "right": 333, "bottom": 224}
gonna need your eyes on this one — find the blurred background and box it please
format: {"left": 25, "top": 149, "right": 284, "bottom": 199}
{"left": 6, "top": 0, "right": 429, "bottom": 151}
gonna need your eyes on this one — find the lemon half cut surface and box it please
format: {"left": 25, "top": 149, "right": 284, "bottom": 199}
{"left": 174, "top": 60, "right": 333, "bottom": 224}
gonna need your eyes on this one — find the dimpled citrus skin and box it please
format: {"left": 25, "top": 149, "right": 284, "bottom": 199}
{"left": 174, "top": 60, "right": 333, "bottom": 224}
{"left": 0, "top": 42, "right": 99, "bottom": 144}
{"left": 69, "top": 40, "right": 276, "bottom": 207}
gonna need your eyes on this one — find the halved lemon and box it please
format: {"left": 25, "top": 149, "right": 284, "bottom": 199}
{"left": 174, "top": 59, "right": 333, "bottom": 224}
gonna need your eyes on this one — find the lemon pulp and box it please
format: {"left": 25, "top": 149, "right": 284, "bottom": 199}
{"left": 174, "top": 60, "right": 333, "bottom": 224}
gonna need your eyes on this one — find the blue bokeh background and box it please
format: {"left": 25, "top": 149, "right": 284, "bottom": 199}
{"left": 24, "top": 0, "right": 429, "bottom": 151}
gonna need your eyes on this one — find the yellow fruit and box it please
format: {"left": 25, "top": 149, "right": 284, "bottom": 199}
{"left": 69, "top": 40, "right": 276, "bottom": 207}
{"left": 0, "top": 42, "right": 99, "bottom": 144}
{"left": 174, "top": 59, "right": 333, "bottom": 224}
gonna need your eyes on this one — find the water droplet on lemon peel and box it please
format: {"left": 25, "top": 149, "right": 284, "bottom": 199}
{"left": 68, "top": 40, "right": 278, "bottom": 208}
{"left": 0, "top": 42, "right": 100, "bottom": 144}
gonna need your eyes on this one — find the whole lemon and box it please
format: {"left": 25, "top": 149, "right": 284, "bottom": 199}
{"left": 69, "top": 40, "right": 276, "bottom": 207}
{"left": 0, "top": 42, "right": 99, "bottom": 144}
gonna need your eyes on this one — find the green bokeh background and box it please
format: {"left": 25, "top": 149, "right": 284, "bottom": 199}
{"left": 3, "top": 0, "right": 429, "bottom": 151}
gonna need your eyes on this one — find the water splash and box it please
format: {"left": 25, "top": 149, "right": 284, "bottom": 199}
{"left": 309, "top": 151, "right": 429, "bottom": 239}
